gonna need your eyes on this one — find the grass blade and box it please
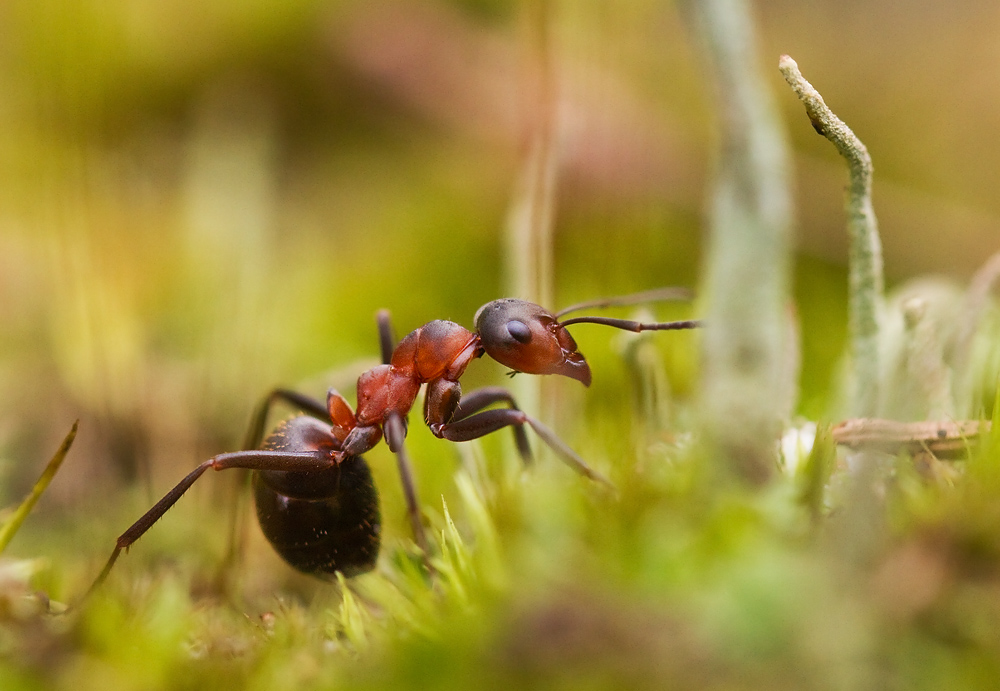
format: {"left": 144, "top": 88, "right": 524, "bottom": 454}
{"left": 0, "top": 420, "right": 78, "bottom": 553}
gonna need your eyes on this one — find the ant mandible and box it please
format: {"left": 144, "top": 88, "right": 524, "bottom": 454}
{"left": 89, "top": 289, "right": 700, "bottom": 589}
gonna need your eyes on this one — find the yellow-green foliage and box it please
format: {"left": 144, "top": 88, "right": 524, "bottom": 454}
{"left": 2, "top": 2, "right": 1000, "bottom": 690}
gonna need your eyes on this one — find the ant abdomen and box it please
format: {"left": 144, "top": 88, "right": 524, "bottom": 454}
{"left": 253, "top": 416, "right": 380, "bottom": 578}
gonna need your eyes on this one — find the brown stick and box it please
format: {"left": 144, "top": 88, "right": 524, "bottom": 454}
{"left": 832, "top": 418, "right": 990, "bottom": 459}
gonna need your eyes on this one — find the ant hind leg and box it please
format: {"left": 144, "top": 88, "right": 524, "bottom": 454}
{"left": 84, "top": 448, "right": 336, "bottom": 600}
{"left": 243, "top": 389, "right": 329, "bottom": 450}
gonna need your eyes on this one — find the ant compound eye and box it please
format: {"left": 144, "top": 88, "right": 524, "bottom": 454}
{"left": 475, "top": 298, "right": 533, "bottom": 348}
{"left": 506, "top": 320, "right": 532, "bottom": 344}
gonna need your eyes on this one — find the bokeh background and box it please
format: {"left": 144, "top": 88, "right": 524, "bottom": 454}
{"left": 1, "top": 0, "right": 999, "bottom": 611}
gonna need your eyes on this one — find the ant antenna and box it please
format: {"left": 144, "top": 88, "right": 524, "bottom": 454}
{"left": 555, "top": 287, "right": 701, "bottom": 333}
{"left": 555, "top": 287, "right": 694, "bottom": 318}
{"left": 558, "top": 316, "right": 702, "bottom": 332}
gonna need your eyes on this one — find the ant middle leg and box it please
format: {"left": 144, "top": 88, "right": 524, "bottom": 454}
{"left": 244, "top": 387, "right": 360, "bottom": 451}
{"left": 382, "top": 412, "right": 429, "bottom": 559}
{"left": 243, "top": 305, "right": 397, "bottom": 452}
{"left": 243, "top": 305, "right": 398, "bottom": 454}
{"left": 243, "top": 389, "right": 329, "bottom": 449}
{"left": 372, "top": 315, "right": 430, "bottom": 563}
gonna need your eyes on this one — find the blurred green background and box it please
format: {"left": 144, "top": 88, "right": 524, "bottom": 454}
{"left": 1, "top": 0, "right": 997, "bottom": 579}
{"left": 2, "top": 0, "right": 1000, "bottom": 687}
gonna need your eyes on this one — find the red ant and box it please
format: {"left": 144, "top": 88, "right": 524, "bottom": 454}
{"left": 89, "top": 289, "right": 700, "bottom": 588}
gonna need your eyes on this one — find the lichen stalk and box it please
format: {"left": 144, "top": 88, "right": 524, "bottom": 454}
{"left": 685, "top": 0, "right": 794, "bottom": 484}
{"left": 779, "top": 55, "right": 884, "bottom": 417}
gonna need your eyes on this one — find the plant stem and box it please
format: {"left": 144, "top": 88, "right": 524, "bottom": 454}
{"left": 779, "top": 55, "right": 884, "bottom": 417}
{"left": 0, "top": 421, "right": 77, "bottom": 553}
{"left": 684, "top": 0, "right": 794, "bottom": 484}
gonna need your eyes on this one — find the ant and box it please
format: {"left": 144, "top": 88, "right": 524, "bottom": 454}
{"left": 89, "top": 289, "right": 700, "bottom": 590}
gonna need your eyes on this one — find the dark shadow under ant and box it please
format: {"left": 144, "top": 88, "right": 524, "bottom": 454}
{"left": 86, "top": 288, "right": 701, "bottom": 594}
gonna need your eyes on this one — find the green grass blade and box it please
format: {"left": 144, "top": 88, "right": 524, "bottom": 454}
{"left": 0, "top": 420, "right": 78, "bottom": 553}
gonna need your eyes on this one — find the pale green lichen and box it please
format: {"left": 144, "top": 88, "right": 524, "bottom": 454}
{"left": 780, "top": 55, "right": 885, "bottom": 418}
{"left": 685, "top": 0, "right": 794, "bottom": 483}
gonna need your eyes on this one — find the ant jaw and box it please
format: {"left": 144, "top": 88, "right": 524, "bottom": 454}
{"left": 558, "top": 355, "right": 592, "bottom": 387}
{"left": 549, "top": 323, "right": 592, "bottom": 386}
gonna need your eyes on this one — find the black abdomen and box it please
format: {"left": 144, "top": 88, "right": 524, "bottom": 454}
{"left": 253, "top": 416, "right": 381, "bottom": 578}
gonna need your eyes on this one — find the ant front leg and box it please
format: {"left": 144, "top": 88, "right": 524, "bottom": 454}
{"left": 450, "top": 387, "right": 533, "bottom": 463}
{"left": 425, "top": 379, "right": 613, "bottom": 488}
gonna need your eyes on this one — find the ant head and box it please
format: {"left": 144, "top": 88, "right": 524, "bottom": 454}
{"left": 474, "top": 298, "right": 592, "bottom": 386}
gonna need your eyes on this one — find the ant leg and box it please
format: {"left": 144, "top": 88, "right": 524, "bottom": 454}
{"left": 219, "top": 388, "right": 333, "bottom": 596}
{"left": 435, "top": 409, "right": 613, "bottom": 488}
{"left": 374, "top": 312, "right": 415, "bottom": 442}
{"left": 382, "top": 412, "right": 428, "bottom": 556}
{"left": 243, "top": 389, "right": 329, "bottom": 450}
{"left": 451, "top": 387, "right": 533, "bottom": 463}
{"left": 86, "top": 449, "right": 335, "bottom": 597}
{"left": 376, "top": 309, "right": 395, "bottom": 365}
{"left": 247, "top": 314, "right": 393, "bottom": 451}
